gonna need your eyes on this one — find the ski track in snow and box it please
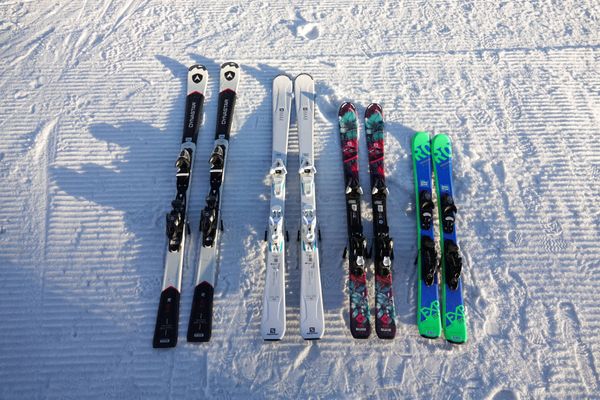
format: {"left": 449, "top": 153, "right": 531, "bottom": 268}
{"left": 1, "top": 1, "right": 600, "bottom": 399}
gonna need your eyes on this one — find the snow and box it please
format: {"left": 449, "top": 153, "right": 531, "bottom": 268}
{"left": 1, "top": 1, "right": 600, "bottom": 398}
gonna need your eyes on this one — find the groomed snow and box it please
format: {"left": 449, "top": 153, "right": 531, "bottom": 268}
{"left": 1, "top": 1, "right": 599, "bottom": 399}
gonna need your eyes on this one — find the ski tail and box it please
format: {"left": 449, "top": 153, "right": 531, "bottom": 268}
{"left": 187, "top": 281, "right": 214, "bottom": 342}
{"left": 153, "top": 65, "right": 208, "bottom": 348}
{"left": 153, "top": 286, "right": 180, "bottom": 348}
{"left": 365, "top": 103, "right": 396, "bottom": 339}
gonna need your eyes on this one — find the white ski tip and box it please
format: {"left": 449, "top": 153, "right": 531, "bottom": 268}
{"left": 188, "top": 64, "right": 208, "bottom": 95}
{"left": 220, "top": 62, "right": 240, "bottom": 93}
{"left": 294, "top": 73, "right": 315, "bottom": 91}
{"left": 273, "top": 74, "right": 292, "bottom": 88}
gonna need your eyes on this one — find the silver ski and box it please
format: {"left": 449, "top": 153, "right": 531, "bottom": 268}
{"left": 295, "top": 73, "right": 325, "bottom": 339}
{"left": 153, "top": 65, "right": 208, "bottom": 348}
{"left": 187, "top": 62, "right": 240, "bottom": 342}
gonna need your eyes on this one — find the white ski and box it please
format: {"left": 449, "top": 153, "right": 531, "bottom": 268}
{"left": 295, "top": 73, "right": 325, "bottom": 340}
{"left": 261, "top": 75, "right": 292, "bottom": 340}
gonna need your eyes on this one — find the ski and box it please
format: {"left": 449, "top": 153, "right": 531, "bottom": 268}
{"left": 261, "top": 75, "right": 292, "bottom": 340}
{"left": 187, "top": 62, "right": 240, "bottom": 342}
{"left": 295, "top": 73, "right": 325, "bottom": 340}
{"left": 364, "top": 103, "right": 396, "bottom": 339}
{"left": 153, "top": 65, "right": 208, "bottom": 348}
{"left": 411, "top": 131, "right": 442, "bottom": 339}
{"left": 431, "top": 134, "right": 467, "bottom": 344}
{"left": 338, "top": 102, "right": 370, "bottom": 339}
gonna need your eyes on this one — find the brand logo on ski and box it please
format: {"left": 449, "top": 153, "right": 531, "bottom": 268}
{"left": 188, "top": 102, "right": 197, "bottom": 128}
{"left": 413, "top": 143, "right": 431, "bottom": 162}
{"left": 225, "top": 71, "right": 235, "bottom": 81}
{"left": 192, "top": 73, "right": 203, "bottom": 83}
{"left": 433, "top": 142, "right": 452, "bottom": 164}
{"left": 221, "top": 99, "right": 230, "bottom": 125}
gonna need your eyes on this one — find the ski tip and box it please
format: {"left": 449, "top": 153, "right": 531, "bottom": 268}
{"left": 189, "top": 64, "right": 207, "bottom": 72}
{"left": 219, "top": 62, "right": 241, "bottom": 93}
{"left": 339, "top": 101, "right": 356, "bottom": 114}
{"left": 273, "top": 73, "right": 292, "bottom": 82}
{"left": 273, "top": 74, "right": 293, "bottom": 93}
{"left": 432, "top": 133, "right": 452, "bottom": 147}
{"left": 221, "top": 61, "right": 239, "bottom": 69}
{"left": 188, "top": 65, "right": 209, "bottom": 95}
{"left": 295, "top": 72, "right": 314, "bottom": 80}
{"left": 365, "top": 103, "right": 383, "bottom": 116}
{"left": 411, "top": 131, "right": 431, "bottom": 147}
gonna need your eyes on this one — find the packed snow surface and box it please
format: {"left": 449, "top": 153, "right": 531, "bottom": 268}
{"left": 1, "top": 1, "right": 599, "bottom": 399}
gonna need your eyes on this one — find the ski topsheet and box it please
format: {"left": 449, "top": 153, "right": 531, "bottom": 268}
{"left": 187, "top": 62, "right": 240, "bottom": 342}
{"left": 412, "top": 132, "right": 442, "bottom": 339}
{"left": 432, "top": 134, "right": 467, "bottom": 344}
{"left": 261, "top": 75, "right": 292, "bottom": 340}
{"left": 338, "top": 102, "right": 370, "bottom": 339}
{"left": 364, "top": 104, "right": 396, "bottom": 339}
{"left": 153, "top": 65, "right": 208, "bottom": 348}
{"left": 295, "top": 73, "right": 325, "bottom": 340}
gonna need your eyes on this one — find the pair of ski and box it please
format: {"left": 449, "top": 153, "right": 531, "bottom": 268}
{"left": 261, "top": 74, "right": 325, "bottom": 341}
{"left": 412, "top": 132, "right": 467, "bottom": 344}
{"left": 153, "top": 62, "right": 241, "bottom": 348}
{"left": 338, "top": 102, "right": 396, "bottom": 340}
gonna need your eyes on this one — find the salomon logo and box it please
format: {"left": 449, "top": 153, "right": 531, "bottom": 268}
{"left": 309, "top": 327, "right": 315, "bottom": 333}
{"left": 225, "top": 71, "right": 235, "bottom": 81}
{"left": 270, "top": 328, "right": 276, "bottom": 334}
